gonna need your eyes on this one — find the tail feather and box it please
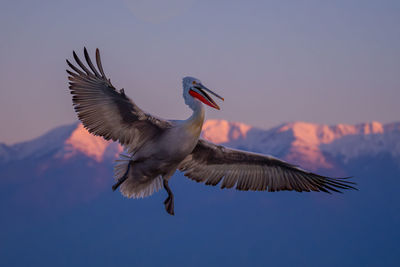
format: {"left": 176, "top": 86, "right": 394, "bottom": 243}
{"left": 114, "top": 154, "right": 162, "bottom": 199}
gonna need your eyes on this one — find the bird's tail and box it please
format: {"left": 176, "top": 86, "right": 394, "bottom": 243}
{"left": 113, "top": 154, "right": 163, "bottom": 198}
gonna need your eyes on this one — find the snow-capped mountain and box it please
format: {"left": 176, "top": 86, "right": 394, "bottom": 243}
{"left": 0, "top": 123, "right": 120, "bottom": 163}
{"left": 1, "top": 120, "right": 399, "bottom": 267}
{"left": 201, "top": 120, "right": 400, "bottom": 170}
{"left": 1, "top": 119, "right": 399, "bottom": 172}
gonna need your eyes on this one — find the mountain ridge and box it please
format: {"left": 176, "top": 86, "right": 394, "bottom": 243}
{"left": 1, "top": 119, "right": 399, "bottom": 267}
{"left": 1, "top": 119, "right": 399, "bottom": 171}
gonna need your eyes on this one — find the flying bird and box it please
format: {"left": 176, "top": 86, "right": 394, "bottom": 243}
{"left": 66, "top": 48, "right": 357, "bottom": 215}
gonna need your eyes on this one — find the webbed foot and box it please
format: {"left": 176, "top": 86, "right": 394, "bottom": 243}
{"left": 164, "top": 195, "right": 175, "bottom": 215}
{"left": 163, "top": 179, "right": 175, "bottom": 216}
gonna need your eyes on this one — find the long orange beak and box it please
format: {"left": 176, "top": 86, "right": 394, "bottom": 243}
{"left": 189, "top": 89, "right": 220, "bottom": 110}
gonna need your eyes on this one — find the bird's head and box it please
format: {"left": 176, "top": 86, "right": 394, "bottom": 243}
{"left": 182, "top": 76, "right": 224, "bottom": 110}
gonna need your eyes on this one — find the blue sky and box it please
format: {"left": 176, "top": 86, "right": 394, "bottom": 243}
{"left": 0, "top": 0, "right": 399, "bottom": 144}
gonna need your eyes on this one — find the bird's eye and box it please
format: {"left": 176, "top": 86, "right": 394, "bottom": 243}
{"left": 192, "top": 81, "right": 197, "bottom": 85}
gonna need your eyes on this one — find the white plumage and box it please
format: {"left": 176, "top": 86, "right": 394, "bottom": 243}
{"left": 66, "top": 48, "right": 357, "bottom": 215}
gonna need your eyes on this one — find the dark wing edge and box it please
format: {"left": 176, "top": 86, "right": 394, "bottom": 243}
{"left": 178, "top": 139, "right": 357, "bottom": 193}
{"left": 66, "top": 47, "right": 171, "bottom": 152}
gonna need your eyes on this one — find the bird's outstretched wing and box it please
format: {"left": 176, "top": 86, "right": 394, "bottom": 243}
{"left": 66, "top": 48, "right": 172, "bottom": 153}
{"left": 179, "top": 139, "right": 357, "bottom": 193}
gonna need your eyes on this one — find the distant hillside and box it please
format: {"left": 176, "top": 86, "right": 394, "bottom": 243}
{"left": 1, "top": 120, "right": 399, "bottom": 267}
{"left": 2, "top": 119, "right": 399, "bottom": 171}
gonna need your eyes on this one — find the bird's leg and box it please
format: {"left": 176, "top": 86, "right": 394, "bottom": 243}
{"left": 112, "top": 161, "right": 131, "bottom": 191}
{"left": 163, "top": 179, "right": 174, "bottom": 215}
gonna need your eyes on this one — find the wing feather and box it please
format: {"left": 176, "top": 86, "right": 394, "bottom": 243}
{"left": 83, "top": 48, "right": 101, "bottom": 77}
{"left": 179, "top": 139, "right": 357, "bottom": 193}
{"left": 66, "top": 48, "right": 172, "bottom": 152}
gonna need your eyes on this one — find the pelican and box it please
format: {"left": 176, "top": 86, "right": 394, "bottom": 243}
{"left": 66, "top": 48, "right": 357, "bottom": 215}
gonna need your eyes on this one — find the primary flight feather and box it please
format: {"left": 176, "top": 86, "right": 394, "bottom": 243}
{"left": 66, "top": 48, "right": 357, "bottom": 215}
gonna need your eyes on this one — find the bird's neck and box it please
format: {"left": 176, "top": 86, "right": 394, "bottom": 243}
{"left": 184, "top": 101, "right": 205, "bottom": 135}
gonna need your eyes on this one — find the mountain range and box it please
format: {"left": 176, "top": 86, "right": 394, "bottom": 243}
{"left": 2, "top": 119, "right": 399, "bottom": 169}
{"left": 1, "top": 120, "right": 399, "bottom": 266}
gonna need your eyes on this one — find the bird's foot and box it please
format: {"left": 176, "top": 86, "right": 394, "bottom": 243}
{"left": 163, "top": 179, "right": 175, "bottom": 215}
{"left": 112, "top": 180, "right": 123, "bottom": 191}
{"left": 164, "top": 196, "right": 170, "bottom": 205}
{"left": 112, "top": 161, "right": 131, "bottom": 191}
{"left": 164, "top": 195, "right": 174, "bottom": 216}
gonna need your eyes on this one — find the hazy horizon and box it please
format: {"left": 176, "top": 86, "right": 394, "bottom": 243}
{"left": 1, "top": 0, "right": 399, "bottom": 144}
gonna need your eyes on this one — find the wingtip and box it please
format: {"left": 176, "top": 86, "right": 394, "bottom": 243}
{"left": 72, "top": 50, "right": 78, "bottom": 61}
{"left": 66, "top": 59, "right": 72, "bottom": 68}
{"left": 96, "top": 48, "right": 101, "bottom": 58}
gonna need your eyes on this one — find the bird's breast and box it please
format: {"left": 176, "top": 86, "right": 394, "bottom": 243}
{"left": 157, "top": 124, "right": 201, "bottom": 160}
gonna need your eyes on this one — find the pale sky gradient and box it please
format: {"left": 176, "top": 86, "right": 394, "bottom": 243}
{"left": 0, "top": 0, "right": 399, "bottom": 144}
